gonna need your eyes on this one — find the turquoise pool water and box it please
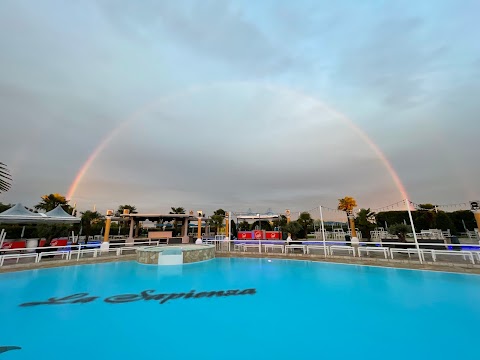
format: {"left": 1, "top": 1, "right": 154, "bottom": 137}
{"left": 1, "top": 258, "right": 479, "bottom": 359}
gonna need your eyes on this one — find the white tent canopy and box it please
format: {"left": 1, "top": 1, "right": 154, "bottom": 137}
{"left": 0, "top": 203, "right": 46, "bottom": 223}
{"left": 45, "top": 205, "right": 80, "bottom": 224}
{"left": 0, "top": 203, "right": 80, "bottom": 224}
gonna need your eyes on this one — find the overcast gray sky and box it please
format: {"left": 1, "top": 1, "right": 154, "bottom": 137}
{"left": 1, "top": 0, "right": 479, "bottom": 217}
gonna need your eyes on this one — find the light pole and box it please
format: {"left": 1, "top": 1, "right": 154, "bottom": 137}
{"left": 101, "top": 209, "right": 113, "bottom": 252}
{"left": 285, "top": 209, "right": 291, "bottom": 242}
{"left": 470, "top": 201, "right": 480, "bottom": 241}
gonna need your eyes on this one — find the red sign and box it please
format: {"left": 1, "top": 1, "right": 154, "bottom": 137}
{"left": 39, "top": 238, "right": 68, "bottom": 247}
{"left": 238, "top": 232, "right": 252, "bottom": 239}
{"left": 1, "top": 241, "right": 25, "bottom": 249}
{"left": 265, "top": 231, "right": 281, "bottom": 239}
{"left": 253, "top": 230, "right": 264, "bottom": 240}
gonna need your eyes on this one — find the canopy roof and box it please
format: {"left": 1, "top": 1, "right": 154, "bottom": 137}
{"left": 122, "top": 213, "right": 205, "bottom": 221}
{"left": 236, "top": 214, "right": 279, "bottom": 220}
{"left": 45, "top": 205, "right": 81, "bottom": 224}
{"left": 0, "top": 203, "right": 80, "bottom": 224}
{"left": 0, "top": 203, "right": 46, "bottom": 223}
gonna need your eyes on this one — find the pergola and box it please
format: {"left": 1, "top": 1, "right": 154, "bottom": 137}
{"left": 121, "top": 212, "right": 207, "bottom": 244}
{"left": 235, "top": 212, "right": 281, "bottom": 240}
{"left": 235, "top": 212, "right": 280, "bottom": 227}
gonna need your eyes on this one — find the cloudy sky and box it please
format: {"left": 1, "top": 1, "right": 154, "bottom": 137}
{"left": 0, "top": 0, "right": 479, "bottom": 217}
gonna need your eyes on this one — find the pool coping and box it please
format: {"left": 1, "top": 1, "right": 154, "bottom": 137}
{"left": 1, "top": 251, "right": 480, "bottom": 275}
{"left": 216, "top": 252, "right": 480, "bottom": 275}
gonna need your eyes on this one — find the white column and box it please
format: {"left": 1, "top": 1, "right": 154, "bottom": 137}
{"left": 228, "top": 212, "right": 232, "bottom": 239}
{"left": 319, "top": 206, "right": 327, "bottom": 257}
{"left": 406, "top": 199, "right": 422, "bottom": 264}
{"left": 128, "top": 217, "right": 135, "bottom": 244}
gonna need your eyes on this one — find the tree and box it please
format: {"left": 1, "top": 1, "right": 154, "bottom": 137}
{"left": 297, "top": 212, "right": 313, "bottom": 239}
{"left": 210, "top": 209, "right": 226, "bottom": 234}
{"left": 169, "top": 207, "right": 186, "bottom": 215}
{"left": 238, "top": 221, "right": 250, "bottom": 231}
{"left": 0, "top": 202, "right": 12, "bottom": 213}
{"left": 388, "top": 223, "right": 412, "bottom": 242}
{"left": 282, "top": 221, "right": 303, "bottom": 240}
{"left": 169, "top": 207, "right": 185, "bottom": 236}
{"left": 272, "top": 215, "right": 287, "bottom": 230}
{"left": 355, "top": 208, "right": 376, "bottom": 239}
{"left": 417, "top": 204, "right": 436, "bottom": 210}
{"left": 116, "top": 204, "right": 137, "bottom": 216}
{"left": 37, "top": 224, "right": 70, "bottom": 248}
{"left": 230, "top": 220, "right": 237, "bottom": 239}
{"left": 0, "top": 162, "right": 12, "bottom": 194}
{"left": 81, "top": 211, "right": 105, "bottom": 243}
{"left": 35, "top": 193, "right": 72, "bottom": 213}
{"left": 250, "top": 220, "right": 272, "bottom": 231}
{"left": 338, "top": 196, "right": 358, "bottom": 237}
{"left": 449, "top": 210, "right": 476, "bottom": 233}
{"left": 435, "top": 211, "right": 454, "bottom": 231}
{"left": 375, "top": 211, "right": 409, "bottom": 229}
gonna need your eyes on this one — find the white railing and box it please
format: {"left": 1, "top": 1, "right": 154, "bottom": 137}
{"left": 205, "top": 238, "right": 480, "bottom": 265}
{"left": 1, "top": 237, "right": 480, "bottom": 268}
{"left": 0, "top": 239, "right": 161, "bottom": 267}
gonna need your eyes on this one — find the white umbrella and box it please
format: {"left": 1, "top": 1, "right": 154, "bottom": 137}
{"left": 20, "top": 226, "right": 25, "bottom": 238}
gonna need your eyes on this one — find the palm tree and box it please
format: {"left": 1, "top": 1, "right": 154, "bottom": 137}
{"left": 238, "top": 220, "right": 250, "bottom": 231}
{"left": 115, "top": 204, "right": 137, "bottom": 216}
{"left": 0, "top": 162, "right": 12, "bottom": 194}
{"left": 297, "top": 212, "right": 313, "bottom": 238}
{"left": 169, "top": 207, "right": 186, "bottom": 236}
{"left": 355, "top": 208, "right": 376, "bottom": 239}
{"left": 338, "top": 196, "right": 358, "bottom": 238}
{"left": 35, "top": 193, "right": 71, "bottom": 212}
{"left": 210, "top": 209, "right": 226, "bottom": 234}
{"left": 81, "top": 211, "right": 105, "bottom": 243}
{"left": 169, "top": 207, "right": 186, "bottom": 215}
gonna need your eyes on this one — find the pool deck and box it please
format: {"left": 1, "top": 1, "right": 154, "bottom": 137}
{"left": 1, "top": 251, "right": 480, "bottom": 274}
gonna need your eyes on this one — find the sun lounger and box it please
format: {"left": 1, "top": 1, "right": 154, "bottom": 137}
{"left": 285, "top": 244, "right": 306, "bottom": 254}
{"left": 329, "top": 245, "right": 355, "bottom": 256}
{"left": 430, "top": 250, "right": 475, "bottom": 264}
{"left": 38, "top": 251, "right": 69, "bottom": 262}
{"left": 243, "top": 244, "right": 261, "bottom": 252}
{"left": 390, "top": 248, "right": 422, "bottom": 259}
{"left": 263, "top": 244, "right": 284, "bottom": 253}
{"left": 69, "top": 248, "right": 98, "bottom": 260}
{"left": 117, "top": 246, "right": 139, "bottom": 255}
{"left": 358, "top": 246, "right": 389, "bottom": 259}
{"left": 0, "top": 253, "right": 38, "bottom": 266}
{"left": 306, "top": 245, "right": 329, "bottom": 255}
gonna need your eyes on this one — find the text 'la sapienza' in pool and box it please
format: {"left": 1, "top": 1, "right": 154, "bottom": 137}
{"left": 19, "top": 288, "right": 257, "bottom": 307}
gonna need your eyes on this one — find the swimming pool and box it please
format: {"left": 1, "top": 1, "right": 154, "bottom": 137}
{"left": 1, "top": 258, "right": 479, "bottom": 359}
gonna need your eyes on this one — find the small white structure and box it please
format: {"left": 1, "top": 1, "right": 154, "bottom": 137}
{"left": 157, "top": 248, "right": 183, "bottom": 265}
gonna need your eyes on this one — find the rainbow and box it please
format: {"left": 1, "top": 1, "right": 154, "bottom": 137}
{"left": 67, "top": 82, "right": 409, "bottom": 203}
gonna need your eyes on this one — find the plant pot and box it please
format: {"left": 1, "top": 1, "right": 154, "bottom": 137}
{"left": 26, "top": 238, "right": 39, "bottom": 253}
